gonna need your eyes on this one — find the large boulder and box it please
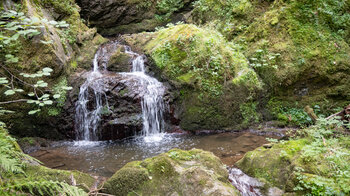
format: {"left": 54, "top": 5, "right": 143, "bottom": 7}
{"left": 76, "top": 0, "right": 195, "bottom": 36}
{"left": 103, "top": 148, "right": 240, "bottom": 196}
{"left": 122, "top": 24, "right": 264, "bottom": 131}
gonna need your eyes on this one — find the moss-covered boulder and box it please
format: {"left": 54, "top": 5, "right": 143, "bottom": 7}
{"left": 236, "top": 137, "right": 350, "bottom": 195}
{"left": 103, "top": 148, "right": 239, "bottom": 196}
{"left": 123, "top": 24, "right": 263, "bottom": 130}
{"left": 77, "top": 0, "right": 195, "bottom": 36}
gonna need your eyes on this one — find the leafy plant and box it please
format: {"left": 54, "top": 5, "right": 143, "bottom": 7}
{"left": 0, "top": 10, "right": 72, "bottom": 115}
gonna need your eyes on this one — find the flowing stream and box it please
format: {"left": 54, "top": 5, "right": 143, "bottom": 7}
{"left": 75, "top": 42, "right": 166, "bottom": 141}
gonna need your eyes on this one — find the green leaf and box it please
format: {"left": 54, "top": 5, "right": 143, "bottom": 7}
{"left": 53, "top": 94, "right": 61, "bottom": 99}
{"left": 35, "top": 80, "right": 48, "bottom": 88}
{"left": 27, "top": 100, "right": 36, "bottom": 104}
{"left": 4, "top": 90, "right": 15, "bottom": 96}
{"left": 43, "top": 100, "right": 53, "bottom": 105}
{"left": 28, "top": 109, "right": 40, "bottom": 115}
{"left": 42, "top": 67, "right": 53, "bottom": 73}
{"left": 42, "top": 94, "right": 50, "bottom": 98}
{"left": 0, "top": 77, "right": 9, "bottom": 84}
{"left": 62, "top": 86, "right": 73, "bottom": 90}
{"left": 40, "top": 40, "right": 53, "bottom": 45}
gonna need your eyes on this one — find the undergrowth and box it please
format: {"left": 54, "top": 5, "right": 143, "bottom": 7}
{"left": 0, "top": 123, "right": 87, "bottom": 196}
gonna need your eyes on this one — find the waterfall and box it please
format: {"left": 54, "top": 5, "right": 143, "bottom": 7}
{"left": 124, "top": 46, "right": 166, "bottom": 137}
{"left": 75, "top": 42, "right": 166, "bottom": 141}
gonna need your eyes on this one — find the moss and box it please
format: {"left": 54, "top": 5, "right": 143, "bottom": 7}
{"left": 240, "top": 102, "right": 261, "bottom": 127}
{"left": 104, "top": 149, "right": 238, "bottom": 195}
{"left": 236, "top": 137, "right": 350, "bottom": 194}
{"left": 104, "top": 164, "right": 149, "bottom": 196}
{"left": 22, "top": 165, "right": 95, "bottom": 191}
{"left": 108, "top": 47, "right": 132, "bottom": 72}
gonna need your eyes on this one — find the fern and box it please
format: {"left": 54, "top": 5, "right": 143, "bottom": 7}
{"left": 1, "top": 179, "right": 87, "bottom": 196}
{"left": 0, "top": 124, "right": 88, "bottom": 196}
{"left": 0, "top": 126, "right": 25, "bottom": 176}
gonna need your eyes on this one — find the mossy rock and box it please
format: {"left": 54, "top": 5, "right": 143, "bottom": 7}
{"left": 123, "top": 24, "right": 263, "bottom": 130}
{"left": 104, "top": 148, "right": 239, "bottom": 196}
{"left": 236, "top": 138, "right": 350, "bottom": 195}
{"left": 107, "top": 46, "right": 132, "bottom": 72}
{"left": 22, "top": 165, "right": 96, "bottom": 192}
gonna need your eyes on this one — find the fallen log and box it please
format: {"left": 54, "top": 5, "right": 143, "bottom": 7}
{"left": 326, "top": 104, "right": 350, "bottom": 122}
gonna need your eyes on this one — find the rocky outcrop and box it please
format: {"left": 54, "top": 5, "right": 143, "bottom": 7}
{"left": 76, "top": 0, "right": 195, "bottom": 36}
{"left": 122, "top": 24, "right": 264, "bottom": 131}
{"left": 103, "top": 148, "right": 240, "bottom": 196}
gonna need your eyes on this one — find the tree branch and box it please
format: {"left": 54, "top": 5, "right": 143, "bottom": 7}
{"left": 0, "top": 99, "right": 29, "bottom": 105}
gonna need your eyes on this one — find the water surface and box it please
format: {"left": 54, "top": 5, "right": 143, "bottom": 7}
{"left": 31, "top": 132, "right": 274, "bottom": 177}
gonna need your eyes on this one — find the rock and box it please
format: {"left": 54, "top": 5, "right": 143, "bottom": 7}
{"left": 103, "top": 148, "right": 240, "bottom": 196}
{"left": 263, "top": 143, "right": 273, "bottom": 148}
{"left": 17, "top": 137, "right": 50, "bottom": 154}
{"left": 107, "top": 46, "right": 133, "bottom": 72}
{"left": 235, "top": 138, "right": 350, "bottom": 195}
{"left": 122, "top": 24, "right": 264, "bottom": 131}
{"left": 76, "top": 0, "right": 195, "bottom": 36}
{"left": 64, "top": 70, "right": 171, "bottom": 140}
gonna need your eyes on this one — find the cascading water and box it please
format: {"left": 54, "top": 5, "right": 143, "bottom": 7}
{"left": 75, "top": 42, "right": 166, "bottom": 142}
{"left": 124, "top": 46, "right": 166, "bottom": 138}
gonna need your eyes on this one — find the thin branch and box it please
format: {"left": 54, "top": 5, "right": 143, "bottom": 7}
{"left": 0, "top": 99, "right": 29, "bottom": 104}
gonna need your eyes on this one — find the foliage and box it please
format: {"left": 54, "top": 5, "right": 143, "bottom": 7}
{"left": 192, "top": 0, "right": 253, "bottom": 38}
{"left": 0, "top": 67, "right": 72, "bottom": 115}
{"left": 0, "top": 123, "right": 87, "bottom": 195}
{"left": 240, "top": 102, "right": 261, "bottom": 126}
{"left": 292, "top": 117, "right": 350, "bottom": 195}
{"left": 0, "top": 10, "right": 72, "bottom": 115}
{"left": 34, "top": 0, "right": 77, "bottom": 16}
{"left": 268, "top": 99, "right": 313, "bottom": 127}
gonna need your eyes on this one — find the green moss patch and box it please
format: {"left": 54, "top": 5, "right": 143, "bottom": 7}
{"left": 104, "top": 148, "right": 238, "bottom": 196}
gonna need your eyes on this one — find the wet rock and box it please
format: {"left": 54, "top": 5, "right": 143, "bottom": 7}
{"left": 103, "top": 148, "right": 240, "bottom": 196}
{"left": 107, "top": 45, "right": 133, "bottom": 72}
{"left": 76, "top": 0, "right": 195, "bottom": 36}
{"left": 17, "top": 137, "right": 50, "bottom": 154}
{"left": 70, "top": 71, "right": 170, "bottom": 140}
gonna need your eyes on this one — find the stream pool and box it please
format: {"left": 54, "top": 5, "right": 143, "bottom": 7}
{"left": 30, "top": 131, "right": 277, "bottom": 177}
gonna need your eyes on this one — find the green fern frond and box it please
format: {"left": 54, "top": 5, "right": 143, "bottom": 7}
{"left": 1, "top": 180, "right": 88, "bottom": 196}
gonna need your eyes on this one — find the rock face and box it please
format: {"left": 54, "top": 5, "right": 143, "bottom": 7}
{"left": 76, "top": 0, "right": 194, "bottom": 36}
{"left": 103, "top": 148, "right": 240, "bottom": 196}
